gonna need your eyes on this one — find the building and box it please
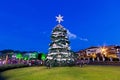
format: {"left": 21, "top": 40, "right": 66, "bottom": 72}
{"left": 77, "top": 45, "right": 120, "bottom": 62}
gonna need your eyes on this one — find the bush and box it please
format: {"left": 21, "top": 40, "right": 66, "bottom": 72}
{"left": 45, "top": 59, "right": 76, "bottom": 67}
{"left": 0, "top": 64, "right": 29, "bottom": 72}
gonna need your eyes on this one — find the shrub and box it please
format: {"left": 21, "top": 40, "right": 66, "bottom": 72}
{"left": 0, "top": 64, "right": 29, "bottom": 72}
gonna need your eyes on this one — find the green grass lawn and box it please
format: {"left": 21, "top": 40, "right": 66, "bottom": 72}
{"left": 1, "top": 65, "right": 120, "bottom": 80}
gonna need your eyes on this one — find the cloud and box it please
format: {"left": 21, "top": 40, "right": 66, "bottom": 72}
{"left": 67, "top": 29, "right": 88, "bottom": 41}
{"left": 67, "top": 30, "right": 77, "bottom": 39}
{"left": 79, "top": 37, "right": 88, "bottom": 41}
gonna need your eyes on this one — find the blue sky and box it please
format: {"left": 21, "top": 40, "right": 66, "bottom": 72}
{"left": 0, "top": 0, "right": 120, "bottom": 52}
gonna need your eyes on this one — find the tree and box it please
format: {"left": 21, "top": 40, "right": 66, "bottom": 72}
{"left": 46, "top": 24, "right": 75, "bottom": 67}
{"left": 16, "top": 53, "right": 23, "bottom": 63}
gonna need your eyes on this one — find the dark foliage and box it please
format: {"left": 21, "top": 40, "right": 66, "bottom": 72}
{"left": 0, "top": 64, "right": 29, "bottom": 72}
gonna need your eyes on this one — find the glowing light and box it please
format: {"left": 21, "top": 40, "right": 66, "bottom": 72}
{"left": 16, "top": 53, "right": 23, "bottom": 59}
{"left": 100, "top": 47, "right": 107, "bottom": 52}
{"left": 29, "top": 52, "right": 38, "bottom": 59}
{"left": 41, "top": 54, "right": 46, "bottom": 60}
{"left": 102, "top": 48, "right": 105, "bottom": 52}
{"left": 100, "top": 47, "right": 108, "bottom": 56}
{"left": 56, "top": 14, "right": 63, "bottom": 23}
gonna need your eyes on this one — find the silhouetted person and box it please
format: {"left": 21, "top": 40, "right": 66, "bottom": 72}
{"left": 80, "top": 60, "right": 84, "bottom": 67}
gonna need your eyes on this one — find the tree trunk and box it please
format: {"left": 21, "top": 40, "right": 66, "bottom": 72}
{"left": 92, "top": 58, "right": 95, "bottom": 62}
{"left": 102, "top": 57, "right": 105, "bottom": 62}
{"left": 110, "top": 57, "right": 113, "bottom": 62}
{"left": 5, "top": 55, "right": 8, "bottom": 64}
{"left": 97, "top": 57, "right": 99, "bottom": 62}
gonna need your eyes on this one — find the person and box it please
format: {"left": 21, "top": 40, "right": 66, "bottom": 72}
{"left": 28, "top": 61, "right": 31, "bottom": 66}
{"left": 46, "top": 60, "right": 51, "bottom": 69}
{"left": 79, "top": 60, "right": 84, "bottom": 67}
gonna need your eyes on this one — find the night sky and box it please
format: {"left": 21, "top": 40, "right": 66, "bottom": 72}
{"left": 0, "top": 0, "right": 120, "bottom": 52}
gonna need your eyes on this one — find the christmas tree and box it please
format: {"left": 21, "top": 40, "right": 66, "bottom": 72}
{"left": 46, "top": 14, "right": 75, "bottom": 67}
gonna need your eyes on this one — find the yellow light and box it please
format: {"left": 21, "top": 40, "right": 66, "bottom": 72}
{"left": 103, "top": 52, "right": 106, "bottom": 55}
{"left": 102, "top": 48, "right": 105, "bottom": 52}
{"left": 100, "top": 47, "right": 107, "bottom": 52}
{"left": 100, "top": 47, "right": 108, "bottom": 56}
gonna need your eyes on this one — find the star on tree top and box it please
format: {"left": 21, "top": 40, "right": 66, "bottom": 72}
{"left": 56, "top": 14, "right": 64, "bottom": 23}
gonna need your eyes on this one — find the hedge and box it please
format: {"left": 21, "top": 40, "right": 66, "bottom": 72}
{"left": 0, "top": 64, "right": 29, "bottom": 72}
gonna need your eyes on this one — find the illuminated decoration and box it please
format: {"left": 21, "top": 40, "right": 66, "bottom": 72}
{"left": 38, "top": 53, "right": 46, "bottom": 60}
{"left": 100, "top": 47, "right": 107, "bottom": 56}
{"left": 100, "top": 46, "right": 119, "bottom": 59}
{"left": 107, "top": 54, "right": 117, "bottom": 58}
{"left": 29, "top": 52, "right": 38, "bottom": 59}
{"left": 46, "top": 14, "right": 75, "bottom": 67}
{"left": 92, "top": 53, "right": 96, "bottom": 58}
{"left": 101, "top": 48, "right": 106, "bottom": 52}
{"left": 12, "top": 55, "right": 16, "bottom": 58}
{"left": 101, "top": 47, "right": 107, "bottom": 52}
{"left": 56, "top": 14, "right": 64, "bottom": 23}
{"left": 78, "top": 45, "right": 120, "bottom": 62}
{"left": 23, "top": 55, "right": 29, "bottom": 60}
{"left": 41, "top": 53, "right": 46, "bottom": 60}
{"left": 16, "top": 53, "right": 23, "bottom": 59}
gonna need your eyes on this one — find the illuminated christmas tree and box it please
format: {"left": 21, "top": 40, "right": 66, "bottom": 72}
{"left": 46, "top": 14, "right": 75, "bottom": 67}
